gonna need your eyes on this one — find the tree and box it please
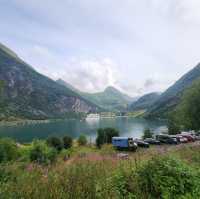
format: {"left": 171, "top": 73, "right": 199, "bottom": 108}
{"left": 104, "top": 128, "right": 119, "bottom": 143}
{"left": 142, "top": 128, "right": 153, "bottom": 139}
{"left": 96, "top": 128, "right": 106, "bottom": 148}
{"left": 96, "top": 128, "right": 119, "bottom": 148}
{"left": 174, "top": 79, "right": 200, "bottom": 131}
{"left": 167, "top": 113, "right": 181, "bottom": 135}
{"left": 30, "top": 140, "right": 57, "bottom": 164}
{"left": 0, "top": 138, "right": 18, "bottom": 163}
{"left": 63, "top": 136, "right": 73, "bottom": 149}
{"left": 46, "top": 137, "right": 63, "bottom": 151}
{"left": 78, "top": 135, "right": 87, "bottom": 146}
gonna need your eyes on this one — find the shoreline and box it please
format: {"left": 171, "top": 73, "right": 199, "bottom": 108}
{"left": 0, "top": 118, "right": 72, "bottom": 127}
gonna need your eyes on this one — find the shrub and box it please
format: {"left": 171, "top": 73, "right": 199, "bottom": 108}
{"left": 136, "top": 156, "right": 200, "bottom": 199}
{"left": 46, "top": 137, "right": 63, "bottom": 151}
{"left": 0, "top": 138, "right": 18, "bottom": 163}
{"left": 63, "top": 136, "right": 73, "bottom": 149}
{"left": 29, "top": 140, "right": 57, "bottom": 164}
{"left": 142, "top": 128, "right": 153, "bottom": 139}
{"left": 78, "top": 135, "right": 87, "bottom": 146}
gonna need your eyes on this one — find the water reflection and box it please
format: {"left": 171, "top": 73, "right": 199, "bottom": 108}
{"left": 0, "top": 117, "right": 167, "bottom": 143}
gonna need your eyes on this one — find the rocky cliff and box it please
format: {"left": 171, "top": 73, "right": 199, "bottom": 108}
{"left": 0, "top": 43, "right": 99, "bottom": 120}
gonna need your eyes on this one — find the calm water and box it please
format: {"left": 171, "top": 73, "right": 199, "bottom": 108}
{"left": 0, "top": 117, "right": 167, "bottom": 143}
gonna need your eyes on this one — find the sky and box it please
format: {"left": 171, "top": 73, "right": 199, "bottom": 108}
{"left": 0, "top": 0, "right": 200, "bottom": 97}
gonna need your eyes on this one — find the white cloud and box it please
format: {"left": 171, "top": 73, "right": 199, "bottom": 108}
{"left": 60, "top": 58, "right": 122, "bottom": 93}
{"left": 1, "top": 0, "right": 200, "bottom": 97}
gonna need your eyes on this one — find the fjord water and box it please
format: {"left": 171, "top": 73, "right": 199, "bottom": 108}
{"left": 0, "top": 117, "right": 167, "bottom": 143}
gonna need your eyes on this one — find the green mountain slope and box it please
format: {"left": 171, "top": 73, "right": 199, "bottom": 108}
{"left": 129, "top": 92, "right": 161, "bottom": 111}
{"left": 147, "top": 63, "right": 200, "bottom": 118}
{"left": 83, "top": 86, "right": 135, "bottom": 111}
{"left": 0, "top": 43, "right": 99, "bottom": 120}
{"left": 56, "top": 79, "right": 135, "bottom": 111}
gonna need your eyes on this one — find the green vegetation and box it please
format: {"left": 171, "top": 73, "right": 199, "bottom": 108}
{"left": 63, "top": 136, "right": 73, "bottom": 149}
{"left": 0, "top": 136, "right": 200, "bottom": 198}
{"left": 127, "top": 110, "right": 146, "bottom": 118}
{"left": 142, "top": 128, "right": 153, "bottom": 139}
{"left": 78, "top": 134, "right": 87, "bottom": 146}
{"left": 82, "top": 86, "right": 133, "bottom": 111}
{"left": 130, "top": 92, "right": 160, "bottom": 112}
{"left": 167, "top": 79, "right": 200, "bottom": 132}
{"left": 0, "top": 43, "right": 99, "bottom": 121}
{"left": 0, "top": 138, "right": 18, "bottom": 163}
{"left": 167, "top": 113, "right": 181, "bottom": 134}
{"left": 29, "top": 140, "right": 57, "bottom": 165}
{"left": 96, "top": 127, "right": 119, "bottom": 148}
{"left": 136, "top": 156, "right": 200, "bottom": 198}
{"left": 174, "top": 79, "right": 200, "bottom": 131}
{"left": 57, "top": 79, "right": 134, "bottom": 112}
{"left": 147, "top": 63, "right": 200, "bottom": 119}
{"left": 46, "top": 137, "right": 63, "bottom": 151}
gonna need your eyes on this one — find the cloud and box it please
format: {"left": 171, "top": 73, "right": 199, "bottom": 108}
{"left": 1, "top": 0, "right": 200, "bottom": 97}
{"left": 60, "top": 58, "right": 121, "bottom": 93}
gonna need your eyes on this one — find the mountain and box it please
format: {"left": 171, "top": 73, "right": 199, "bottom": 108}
{"left": 0, "top": 43, "right": 99, "bottom": 120}
{"left": 56, "top": 79, "right": 135, "bottom": 111}
{"left": 129, "top": 92, "right": 161, "bottom": 111}
{"left": 56, "top": 79, "right": 80, "bottom": 93}
{"left": 147, "top": 63, "right": 200, "bottom": 118}
{"left": 83, "top": 86, "right": 135, "bottom": 111}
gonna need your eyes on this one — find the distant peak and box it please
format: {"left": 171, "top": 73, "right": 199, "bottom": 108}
{"left": 104, "top": 86, "right": 118, "bottom": 92}
{"left": 0, "top": 43, "right": 19, "bottom": 59}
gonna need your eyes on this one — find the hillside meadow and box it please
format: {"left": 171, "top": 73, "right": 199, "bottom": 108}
{"left": 0, "top": 137, "right": 200, "bottom": 199}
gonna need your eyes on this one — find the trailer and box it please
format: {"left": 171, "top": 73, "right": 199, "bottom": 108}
{"left": 112, "top": 137, "right": 137, "bottom": 151}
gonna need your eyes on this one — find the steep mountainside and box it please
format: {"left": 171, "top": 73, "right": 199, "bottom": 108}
{"left": 129, "top": 92, "right": 161, "bottom": 111}
{"left": 56, "top": 79, "right": 80, "bottom": 93}
{"left": 147, "top": 63, "right": 200, "bottom": 118}
{"left": 0, "top": 43, "right": 99, "bottom": 120}
{"left": 56, "top": 79, "right": 135, "bottom": 111}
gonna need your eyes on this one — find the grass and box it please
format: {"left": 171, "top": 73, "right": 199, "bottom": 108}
{"left": 127, "top": 110, "right": 146, "bottom": 118}
{"left": 1, "top": 141, "right": 200, "bottom": 198}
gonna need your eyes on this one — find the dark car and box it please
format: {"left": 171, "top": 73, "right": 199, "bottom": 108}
{"left": 156, "top": 134, "right": 178, "bottom": 144}
{"left": 144, "top": 138, "right": 161, "bottom": 145}
{"left": 134, "top": 139, "right": 150, "bottom": 148}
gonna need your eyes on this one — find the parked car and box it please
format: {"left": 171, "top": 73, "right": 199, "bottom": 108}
{"left": 112, "top": 137, "right": 137, "bottom": 151}
{"left": 170, "top": 135, "right": 188, "bottom": 143}
{"left": 144, "top": 138, "right": 161, "bottom": 145}
{"left": 194, "top": 135, "right": 200, "bottom": 141}
{"left": 181, "top": 134, "right": 195, "bottom": 142}
{"left": 134, "top": 139, "right": 150, "bottom": 148}
{"left": 156, "top": 134, "right": 178, "bottom": 144}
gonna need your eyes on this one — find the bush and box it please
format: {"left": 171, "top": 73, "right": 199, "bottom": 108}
{"left": 46, "top": 137, "right": 63, "bottom": 151}
{"left": 29, "top": 140, "right": 57, "bottom": 165}
{"left": 78, "top": 135, "right": 87, "bottom": 146}
{"left": 63, "top": 136, "right": 73, "bottom": 149}
{"left": 142, "top": 128, "right": 153, "bottom": 139}
{"left": 136, "top": 156, "right": 200, "bottom": 199}
{"left": 0, "top": 138, "right": 18, "bottom": 163}
{"left": 96, "top": 128, "right": 119, "bottom": 148}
